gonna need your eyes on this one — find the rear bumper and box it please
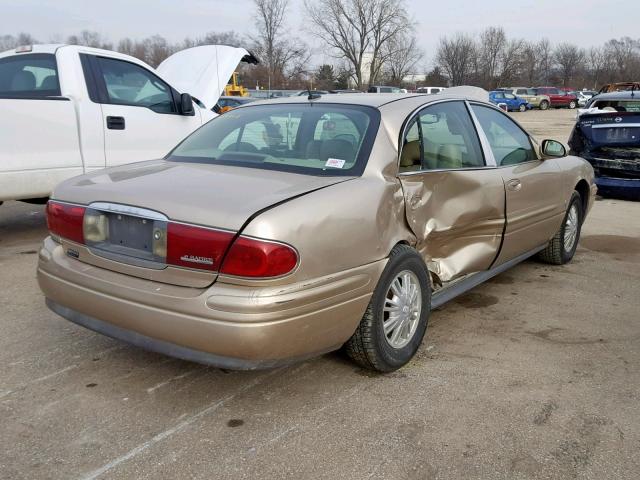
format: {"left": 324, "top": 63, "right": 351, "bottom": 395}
{"left": 595, "top": 176, "right": 640, "bottom": 200}
{"left": 38, "top": 237, "right": 383, "bottom": 368}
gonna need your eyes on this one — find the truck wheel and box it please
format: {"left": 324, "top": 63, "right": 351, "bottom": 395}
{"left": 518, "top": 103, "right": 527, "bottom": 112}
{"left": 344, "top": 244, "right": 431, "bottom": 372}
{"left": 568, "top": 100, "right": 577, "bottom": 109}
{"left": 539, "top": 100, "right": 549, "bottom": 110}
{"left": 538, "top": 191, "right": 583, "bottom": 265}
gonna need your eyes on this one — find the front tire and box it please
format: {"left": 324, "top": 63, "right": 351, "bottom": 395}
{"left": 518, "top": 103, "right": 527, "bottom": 112}
{"left": 539, "top": 100, "right": 549, "bottom": 110}
{"left": 568, "top": 100, "right": 577, "bottom": 109}
{"left": 345, "top": 244, "right": 431, "bottom": 372}
{"left": 538, "top": 191, "right": 583, "bottom": 265}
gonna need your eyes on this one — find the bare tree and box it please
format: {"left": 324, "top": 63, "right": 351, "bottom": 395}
{"left": 252, "top": 0, "right": 310, "bottom": 88}
{"left": 67, "top": 30, "right": 112, "bottom": 50}
{"left": 520, "top": 42, "right": 539, "bottom": 85}
{"left": 604, "top": 37, "right": 640, "bottom": 80}
{"left": 435, "top": 33, "right": 476, "bottom": 86}
{"left": 384, "top": 32, "right": 423, "bottom": 85}
{"left": 588, "top": 46, "right": 607, "bottom": 88}
{"left": 536, "top": 38, "right": 553, "bottom": 84}
{"left": 497, "top": 38, "right": 524, "bottom": 87}
{"left": 305, "top": 0, "right": 411, "bottom": 89}
{"left": 479, "top": 26, "right": 506, "bottom": 88}
{"left": 305, "top": 0, "right": 371, "bottom": 89}
{"left": 555, "top": 42, "right": 584, "bottom": 86}
{"left": 253, "top": 0, "right": 288, "bottom": 77}
{"left": 367, "top": 0, "right": 412, "bottom": 85}
{"left": 0, "top": 33, "right": 37, "bottom": 51}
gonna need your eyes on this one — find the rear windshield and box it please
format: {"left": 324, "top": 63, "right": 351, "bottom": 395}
{"left": 169, "top": 103, "right": 380, "bottom": 176}
{"left": 590, "top": 100, "right": 640, "bottom": 113}
{"left": 0, "top": 53, "right": 61, "bottom": 98}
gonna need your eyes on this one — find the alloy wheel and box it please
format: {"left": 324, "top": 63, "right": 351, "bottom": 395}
{"left": 564, "top": 203, "right": 579, "bottom": 252}
{"left": 382, "top": 270, "right": 422, "bottom": 349}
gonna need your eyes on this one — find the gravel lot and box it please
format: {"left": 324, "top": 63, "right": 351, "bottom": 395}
{"left": 1, "top": 108, "right": 638, "bottom": 480}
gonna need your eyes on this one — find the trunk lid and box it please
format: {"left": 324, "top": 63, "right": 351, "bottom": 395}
{"left": 575, "top": 111, "right": 640, "bottom": 149}
{"left": 52, "top": 160, "right": 351, "bottom": 286}
{"left": 572, "top": 111, "right": 640, "bottom": 180}
{"left": 156, "top": 45, "right": 259, "bottom": 110}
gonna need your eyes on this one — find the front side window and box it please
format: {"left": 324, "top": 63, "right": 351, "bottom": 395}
{"left": 97, "top": 57, "right": 175, "bottom": 113}
{"left": 0, "top": 54, "right": 60, "bottom": 97}
{"left": 170, "top": 104, "right": 379, "bottom": 177}
{"left": 471, "top": 104, "right": 537, "bottom": 166}
{"left": 399, "top": 101, "right": 485, "bottom": 171}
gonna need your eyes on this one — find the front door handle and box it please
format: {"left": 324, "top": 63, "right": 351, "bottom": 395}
{"left": 507, "top": 178, "right": 522, "bottom": 191}
{"left": 106, "top": 116, "right": 125, "bottom": 130}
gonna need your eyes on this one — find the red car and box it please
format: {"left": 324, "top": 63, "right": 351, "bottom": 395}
{"left": 534, "top": 87, "right": 578, "bottom": 109}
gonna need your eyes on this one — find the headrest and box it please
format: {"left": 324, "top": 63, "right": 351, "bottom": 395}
{"left": 11, "top": 71, "right": 36, "bottom": 91}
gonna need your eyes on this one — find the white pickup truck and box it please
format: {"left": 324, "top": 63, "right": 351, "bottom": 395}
{"left": 0, "top": 44, "right": 258, "bottom": 203}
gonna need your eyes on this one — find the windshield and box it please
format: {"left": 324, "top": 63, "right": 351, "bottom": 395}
{"left": 169, "top": 103, "right": 380, "bottom": 176}
{"left": 590, "top": 99, "right": 640, "bottom": 112}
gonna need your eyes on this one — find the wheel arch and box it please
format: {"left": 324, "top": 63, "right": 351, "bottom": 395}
{"left": 574, "top": 179, "right": 590, "bottom": 218}
{"left": 388, "top": 240, "right": 441, "bottom": 290}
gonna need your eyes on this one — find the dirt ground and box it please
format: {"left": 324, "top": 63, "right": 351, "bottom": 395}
{"left": 1, "top": 108, "right": 639, "bottom": 480}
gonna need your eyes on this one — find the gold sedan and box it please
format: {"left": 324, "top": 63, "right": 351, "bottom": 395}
{"left": 38, "top": 90, "right": 596, "bottom": 372}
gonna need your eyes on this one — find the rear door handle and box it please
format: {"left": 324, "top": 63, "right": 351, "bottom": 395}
{"left": 507, "top": 179, "right": 522, "bottom": 191}
{"left": 106, "top": 116, "right": 125, "bottom": 130}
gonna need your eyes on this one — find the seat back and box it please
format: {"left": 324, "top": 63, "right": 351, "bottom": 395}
{"left": 437, "top": 144, "right": 463, "bottom": 169}
{"left": 400, "top": 140, "right": 421, "bottom": 171}
{"left": 11, "top": 71, "right": 36, "bottom": 91}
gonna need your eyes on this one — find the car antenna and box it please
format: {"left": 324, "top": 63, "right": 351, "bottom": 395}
{"left": 307, "top": 84, "right": 321, "bottom": 101}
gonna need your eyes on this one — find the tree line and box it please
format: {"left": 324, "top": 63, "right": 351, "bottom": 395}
{"left": 435, "top": 27, "right": 640, "bottom": 90}
{"left": 0, "top": 0, "right": 422, "bottom": 91}
{"left": 2, "top": 2, "right": 639, "bottom": 91}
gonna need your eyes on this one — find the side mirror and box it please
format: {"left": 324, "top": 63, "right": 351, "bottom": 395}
{"left": 541, "top": 139, "right": 566, "bottom": 158}
{"left": 180, "top": 93, "right": 194, "bottom": 116}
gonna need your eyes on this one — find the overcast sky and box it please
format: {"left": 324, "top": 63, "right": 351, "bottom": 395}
{"left": 1, "top": 0, "right": 635, "bottom": 68}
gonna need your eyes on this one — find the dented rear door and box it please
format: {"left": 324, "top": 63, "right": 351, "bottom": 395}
{"left": 397, "top": 100, "right": 506, "bottom": 283}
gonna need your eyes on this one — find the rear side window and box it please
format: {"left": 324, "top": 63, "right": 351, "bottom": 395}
{"left": 399, "top": 101, "right": 485, "bottom": 171}
{"left": 471, "top": 104, "right": 537, "bottom": 166}
{"left": 96, "top": 57, "right": 176, "bottom": 113}
{"left": 0, "top": 53, "right": 60, "bottom": 98}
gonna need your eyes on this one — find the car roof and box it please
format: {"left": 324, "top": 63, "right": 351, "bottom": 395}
{"left": 248, "top": 88, "right": 490, "bottom": 109}
{"left": 590, "top": 91, "right": 640, "bottom": 101}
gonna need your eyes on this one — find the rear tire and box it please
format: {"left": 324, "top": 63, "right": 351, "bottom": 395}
{"left": 568, "top": 100, "right": 577, "bottom": 109}
{"left": 344, "top": 244, "right": 431, "bottom": 372}
{"left": 539, "top": 100, "right": 549, "bottom": 110}
{"left": 538, "top": 191, "right": 583, "bottom": 265}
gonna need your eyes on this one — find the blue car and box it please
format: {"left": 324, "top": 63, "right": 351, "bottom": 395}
{"left": 489, "top": 91, "right": 531, "bottom": 112}
{"left": 568, "top": 91, "right": 640, "bottom": 200}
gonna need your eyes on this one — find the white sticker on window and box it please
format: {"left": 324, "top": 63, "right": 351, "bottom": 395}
{"left": 325, "top": 158, "right": 346, "bottom": 169}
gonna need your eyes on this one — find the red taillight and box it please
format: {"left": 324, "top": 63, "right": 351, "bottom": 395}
{"left": 221, "top": 236, "right": 298, "bottom": 278}
{"left": 46, "top": 201, "right": 85, "bottom": 244}
{"left": 166, "top": 223, "right": 234, "bottom": 271}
